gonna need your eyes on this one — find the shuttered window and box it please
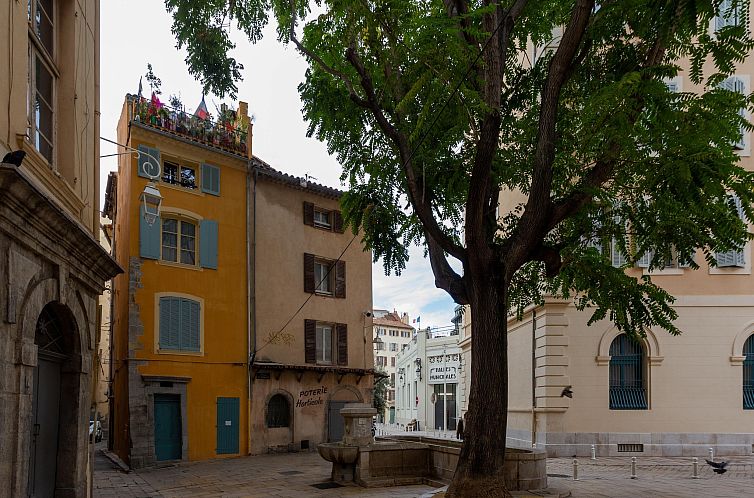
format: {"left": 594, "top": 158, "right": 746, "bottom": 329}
{"left": 719, "top": 77, "right": 747, "bottom": 150}
{"left": 201, "top": 163, "right": 221, "bottom": 196}
{"left": 304, "top": 320, "right": 347, "bottom": 366}
{"left": 716, "top": 195, "right": 746, "bottom": 268}
{"left": 609, "top": 334, "right": 648, "bottom": 410}
{"left": 159, "top": 297, "right": 201, "bottom": 352}
{"left": 303, "top": 202, "right": 345, "bottom": 233}
{"left": 716, "top": 0, "right": 747, "bottom": 31}
{"left": 744, "top": 335, "right": 754, "bottom": 409}
{"left": 304, "top": 254, "right": 345, "bottom": 298}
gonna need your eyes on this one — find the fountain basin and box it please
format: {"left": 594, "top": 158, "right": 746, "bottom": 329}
{"left": 317, "top": 442, "right": 359, "bottom": 464}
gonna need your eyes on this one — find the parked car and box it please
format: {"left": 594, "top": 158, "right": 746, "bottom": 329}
{"left": 89, "top": 419, "right": 102, "bottom": 443}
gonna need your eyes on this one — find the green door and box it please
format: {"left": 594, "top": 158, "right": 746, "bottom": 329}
{"left": 154, "top": 394, "right": 182, "bottom": 461}
{"left": 216, "top": 397, "right": 239, "bottom": 454}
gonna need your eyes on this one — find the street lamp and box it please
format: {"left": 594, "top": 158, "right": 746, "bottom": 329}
{"left": 140, "top": 183, "right": 163, "bottom": 226}
{"left": 415, "top": 357, "right": 422, "bottom": 381}
{"left": 372, "top": 336, "right": 383, "bottom": 352}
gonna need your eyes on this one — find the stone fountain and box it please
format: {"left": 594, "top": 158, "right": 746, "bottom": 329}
{"left": 317, "top": 403, "right": 375, "bottom": 482}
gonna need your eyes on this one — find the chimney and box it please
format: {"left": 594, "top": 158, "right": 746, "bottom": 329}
{"left": 401, "top": 312, "right": 409, "bottom": 325}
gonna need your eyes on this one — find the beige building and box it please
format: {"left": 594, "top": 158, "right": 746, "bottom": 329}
{"left": 372, "top": 310, "right": 414, "bottom": 423}
{"left": 460, "top": 6, "right": 754, "bottom": 458}
{"left": 0, "top": 1, "right": 121, "bottom": 496}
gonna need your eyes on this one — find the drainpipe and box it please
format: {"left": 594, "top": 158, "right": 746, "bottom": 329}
{"left": 246, "top": 165, "right": 258, "bottom": 455}
{"left": 531, "top": 308, "right": 537, "bottom": 448}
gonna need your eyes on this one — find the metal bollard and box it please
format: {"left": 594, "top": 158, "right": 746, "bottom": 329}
{"left": 630, "top": 457, "right": 637, "bottom": 479}
{"left": 692, "top": 457, "right": 699, "bottom": 479}
{"left": 591, "top": 444, "right": 596, "bottom": 460}
{"left": 708, "top": 447, "right": 714, "bottom": 462}
{"left": 573, "top": 459, "right": 579, "bottom": 481}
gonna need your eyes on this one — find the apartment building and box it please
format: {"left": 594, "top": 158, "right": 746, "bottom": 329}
{"left": 0, "top": 2, "right": 121, "bottom": 496}
{"left": 372, "top": 310, "right": 414, "bottom": 422}
{"left": 460, "top": 3, "right": 754, "bottom": 457}
{"left": 110, "top": 92, "right": 373, "bottom": 466}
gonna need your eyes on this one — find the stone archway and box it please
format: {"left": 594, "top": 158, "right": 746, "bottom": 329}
{"left": 27, "top": 301, "right": 82, "bottom": 498}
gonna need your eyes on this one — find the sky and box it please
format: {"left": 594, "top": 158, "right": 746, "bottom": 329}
{"left": 99, "top": 1, "right": 458, "bottom": 330}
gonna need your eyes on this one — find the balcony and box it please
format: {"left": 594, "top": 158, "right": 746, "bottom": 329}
{"left": 609, "top": 386, "right": 648, "bottom": 410}
{"left": 127, "top": 95, "right": 250, "bottom": 157}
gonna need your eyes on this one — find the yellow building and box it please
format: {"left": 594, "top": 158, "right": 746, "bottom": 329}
{"left": 0, "top": 1, "right": 121, "bottom": 496}
{"left": 110, "top": 95, "right": 251, "bottom": 466}
{"left": 110, "top": 93, "right": 374, "bottom": 467}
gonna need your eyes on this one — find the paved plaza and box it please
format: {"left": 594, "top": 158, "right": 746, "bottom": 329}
{"left": 94, "top": 442, "right": 754, "bottom": 497}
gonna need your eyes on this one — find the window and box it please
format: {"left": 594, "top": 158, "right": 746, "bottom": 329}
{"left": 609, "top": 334, "right": 647, "bottom": 410}
{"left": 313, "top": 208, "right": 331, "bottom": 228}
{"left": 161, "top": 218, "right": 196, "bottom": 265}
{"left": 744, "top": 335, "right": 754, "bottom": 409}
{"left": 716, "top": 195, "right": 747, "bottom": 267}
{"left": 637, "top": 247, "right": 694, "bottom": 271}
{"left": 314, "top": 260, "right": 332, "bottom": 294}
{"left": 266, "top": 394, "right": 290, "bottom": 428}
{"left": 162, "top": 160, "right": 197, "bottom": 189}
{"left": 375, "top": 340, "right": 385, "bottom": 351}
{"left": 390, "top": 373, "right": 395, "bottom": 387}
{"left": 305, "top": 320, "right": 347, "bottom": 365}
{"left": 158, "top": 297, "right": 200, "bottom": 352}
{"left": 391, "top": 357, "right": 396, "bottom": 367}
{"left": 719, "top": 77, "right": 748, "bottom": 150}
{"left": 390, "top": 343, "right": 398, "bottom": 352}
{"left": 303, "top": 202, "right": 344, "bottom": 232}
{"left": 716, "top": 0, "right": 747, "bottom": 31}
{"left": 316, "top": 323, "right": 333, "bottom": 364}
{"left": 304, "top": 254, "right": 345, "bottom": 298}
{"left": 28, "top": 0, "right": 56, "bottom": 163}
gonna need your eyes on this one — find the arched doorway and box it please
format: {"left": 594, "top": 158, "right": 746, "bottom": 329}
{"left": 28, "top": 302, "right": 75, "bottom": 497}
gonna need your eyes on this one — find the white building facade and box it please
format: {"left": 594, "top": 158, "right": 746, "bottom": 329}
{"left": 396, "top": 330, "right": 464, "bottom": 432}
{"left": 372, "top": 311, "right": 414, "bottom": 422}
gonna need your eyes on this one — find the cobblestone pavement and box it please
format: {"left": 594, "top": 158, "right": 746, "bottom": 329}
{"left": 546, "top": 456, "right": 754, "bottom": 497}
{"left": 94, "top": 444, "right": 754, "bottom": 497}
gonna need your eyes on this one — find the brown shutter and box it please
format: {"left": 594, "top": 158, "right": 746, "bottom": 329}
{"left": 334, "top": 260, "right": 346, "bottom": 298}
{"left": 333, "top": 210, "right": 344, "bottom": 233}
{"left": 305, "top": 319, "right": 316, "bottom": 364}
{"left": 303, "top": 202, "right": 314, "bottom": 226}
{"left": 336, "top": 323, "right": 348, "bottom": 365}
{"left": 304, "top": 253, "right": 315, "bottom": 293}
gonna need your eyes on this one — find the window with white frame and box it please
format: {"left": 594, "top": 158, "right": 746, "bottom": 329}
{"left": 161, "top": 218, "right": 197, "bottom": 265}
{"left": 313, "top": 208, "right": 331, "bottom": 228}
{"left": 719, "top": 76, "right": 748, "bottom": 151}
{"left": 716, "top": 0, "right": 747, "bottom": 31}
{"left": 314, "top": 260, "right": 332, "bottom": 294}
{"left": 316, "top": 323, "right": 333, "bottom": 364}
{"left": 715, "top": 195, "right": 747, "bottom": 268}
{"left": 28, "top": 0, "right": 56, "bottom": 163}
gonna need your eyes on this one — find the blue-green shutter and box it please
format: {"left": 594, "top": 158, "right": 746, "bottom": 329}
{"left": 201, "top": 164, "right": 221, "bottom": 196}
{"left": 137, "top": 145, "right": 161, "bottom": 179}
{"left": 139, "top": 206, "right": 160, "bottom": 259}
{"left": 178, "top": 298, "right": 200, "bottom": 352}
{"left": 159, "top": 297, "right": 180, "bottom": 350}
{"left": 200, "top": 220, "right": 218, "bottom": 269}
{"left": 216, "top": 397, "right": 240, "bottom": 454}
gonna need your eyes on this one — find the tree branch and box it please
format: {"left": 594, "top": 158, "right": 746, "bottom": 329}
{"left": 344, "top": 44, "right": 467, "bottom": 262}
{"left": 427, "top": 235, "right": 469, "bottom": 304}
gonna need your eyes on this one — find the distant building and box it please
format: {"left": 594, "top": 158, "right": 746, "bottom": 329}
{"left": 395, "top": 328, "right": 464, "bottom": 432}
{"left": 372, "top": 311, "right": 414, "bottom": 422}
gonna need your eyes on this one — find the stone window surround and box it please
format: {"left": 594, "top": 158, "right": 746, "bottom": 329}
{"left": 152, "top": 292, "right": 205, "bottom": 355}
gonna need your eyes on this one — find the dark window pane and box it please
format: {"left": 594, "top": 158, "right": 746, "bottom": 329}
{"left": 181, "top": 222, "right": 195, "bottom": 237}
{"left": 266, "top": 394, "right": 290, "bottom": 428}
{"left": 163, "top": 162, "right": 179, "bottom": 184}
{"left": 180, "top": 248, "right": 195, "bottom": 265}
{"left": 180, "top": 166, "right": 196, "bottom": 188}
{"left": 162, "top": 218, "right": 177, "bottom": 233}
{"left": 36, "top": 0, "right": 54, "bottom": 55}
{"left": 163, "top": 247, "right": 177, "bottom": 262}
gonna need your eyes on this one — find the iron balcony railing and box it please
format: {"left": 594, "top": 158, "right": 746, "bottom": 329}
{"left": 128, "top": 95, "right": 249, "bottom": 157}
{"left": 609, "top": 386, "right": 648, "bottom": 410}
{"left": 744, "top": 387, "right": 754, "bottom": 409}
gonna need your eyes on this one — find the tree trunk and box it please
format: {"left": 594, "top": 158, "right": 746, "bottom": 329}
{"left": 446, "top": 273, "right": 511, "bottom": 497}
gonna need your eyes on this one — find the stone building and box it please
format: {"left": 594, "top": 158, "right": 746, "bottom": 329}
{"left": 110, "top": 92, "right": 373, "bottom": 467}
{"left": 459, "top": 4, "right": 754, "bottom": 458}
{"left": 0, "top": 1, "right": 121, "bottom": 497}
{"left": 372, "top": 310, "right": 414, "bottom": 423}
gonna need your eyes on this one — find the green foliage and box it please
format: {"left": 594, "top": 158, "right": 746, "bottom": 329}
{"left": 145, "top": 63, "right": 162, "bottom": 95}
{"left": 372, "top": 367, "right": 389, "bottom": 415}
{"left": 166, "top": 0, "right": 754, "bottom": 340}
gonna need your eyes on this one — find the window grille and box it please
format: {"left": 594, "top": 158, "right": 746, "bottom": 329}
{"left": 744, "top": 335, "right": 754, "bottom": 409}
{"left": 609, "top": 334, "right": 648, "bottom": 410}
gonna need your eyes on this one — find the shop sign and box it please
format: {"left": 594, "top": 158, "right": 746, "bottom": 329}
{"left": 296, "top": 385, "right": 328, "bottom": 408}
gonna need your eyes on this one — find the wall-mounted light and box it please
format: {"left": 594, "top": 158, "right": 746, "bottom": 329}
{"left": 140, "top": 183, "right": 162, "bottom": 226}
{"left": 415, "top": 358, "right": 422, "bottom": 381}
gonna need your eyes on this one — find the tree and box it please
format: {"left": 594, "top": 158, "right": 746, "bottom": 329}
{"left": 372, "top": 367, "right": 389, "bottom": 419}
{"left": 165, "top": 1, "right": 754, "bottom": 495}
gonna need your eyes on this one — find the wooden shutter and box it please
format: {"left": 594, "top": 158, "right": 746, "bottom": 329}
{"left": 717, "top": 195, "right": 746, "bottom": 267}
{"left": 305, "top": 319, "right": 316, "bottom": 364}
{"left": 335, "top": 260, "right": 346, "bottom": 298}
{"left": 200, "top": 220, "right": 219, "bottom": 269}
{"left": 336, "top": 323, "right": 348, "bottom": 366}
{"left": 137, "top": 145, "right": 161, "bottom": 178}
{"left": 304, "top": 253, "right": 315, "bottom": 293}
{"left": 185, "top": 299, "right": 201, "bottom": 352}
{"left": 158, "top": 297, "right": 171, "bottom": 349}
{"left": 139, "top": 206, "right": 160, "bottom": 259}
{"left": 201, "top": 163, "right": 221, "bottom": 196}
{"left": 303, "top": 202, "right": 314, "bottom": 226}
{"left": 159, "top": 296, "right": 181, "bottom": 350}
{"left": 333, "top": 210, "right": 344, "bottom": 233}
